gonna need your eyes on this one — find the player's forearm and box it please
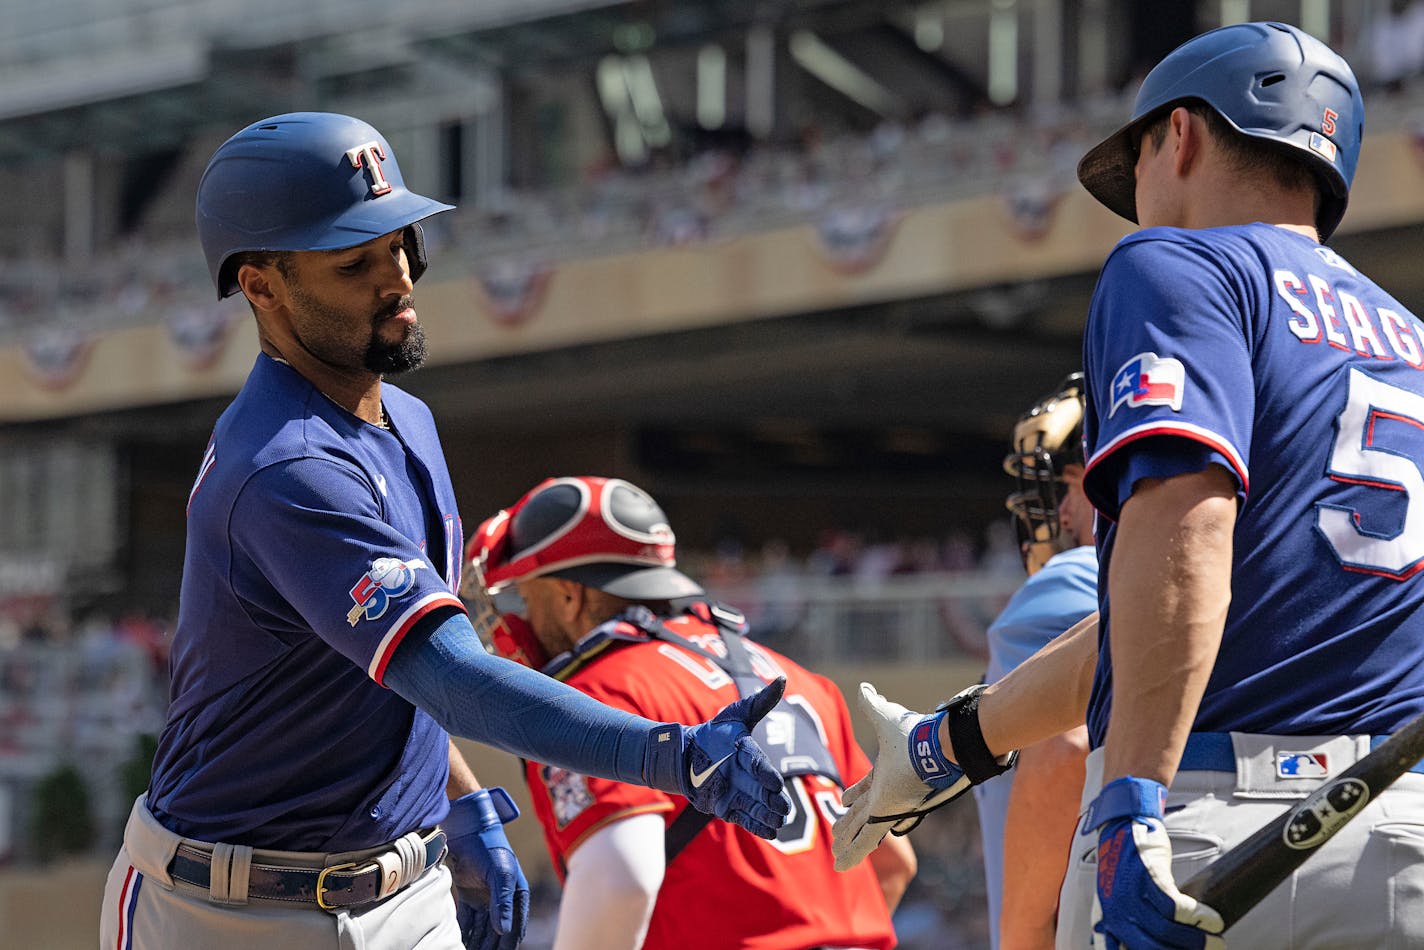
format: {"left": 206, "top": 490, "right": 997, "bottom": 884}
{"left": 385, "top": 612, "right": 660, "bottom": 786}
{"left": 1101, "top": 468, "right": 1236, "bottom": 787}
{"left": 971, "top": 611, "right": 1099, "bottom": 756}
{"left": 998, "top": 725, "right": 1089, "bottom": 950}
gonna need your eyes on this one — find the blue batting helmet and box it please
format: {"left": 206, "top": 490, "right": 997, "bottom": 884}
{"left": 196, "top": 112, "right": 454, "bottom": 298}
{"left": 1078, "top": 21, "right": 1363, "bottom": 240}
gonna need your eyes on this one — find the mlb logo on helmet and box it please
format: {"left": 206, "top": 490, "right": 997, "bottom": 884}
{"left": 1277, "top": 751, "right": 1330, "bottom": 779}
{"left": 347, "top": 556, "right": 426, "bottom": 625}
{"left": 1109, "top": 352, "right": 1186, "bottom": 417}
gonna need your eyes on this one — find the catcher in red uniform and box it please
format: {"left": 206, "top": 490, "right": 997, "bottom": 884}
{"left": 463, "top": 476, "right": 916, "bottom": 950}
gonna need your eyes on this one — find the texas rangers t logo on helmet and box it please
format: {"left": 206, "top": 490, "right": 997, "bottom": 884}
{"left": 345, "top": 141, "right": 393, "bottom": 196}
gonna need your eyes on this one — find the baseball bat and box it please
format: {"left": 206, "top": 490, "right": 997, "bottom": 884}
{"left": 1178, "top": 708, "right": 1424, "bottom": 929}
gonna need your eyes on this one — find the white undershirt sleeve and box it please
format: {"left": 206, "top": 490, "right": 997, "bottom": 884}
{"left": 552, "top": 812, "right": 667, "bottom": 950}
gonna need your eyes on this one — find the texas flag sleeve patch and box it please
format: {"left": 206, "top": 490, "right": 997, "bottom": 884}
{"left": 1109, "top": 352, "right": 1186, "bottom": 417}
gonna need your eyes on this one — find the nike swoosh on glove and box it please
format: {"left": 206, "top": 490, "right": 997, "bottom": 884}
{"left": 644, "top": 676, "right": 792, "bottom": 838}
{"left": 832, "top": 682, "right": 972, "bottom": 871}
{"left": 1088, "top": 776, "right": 1224, "bottom": 950}
{"left": 444, "top": 788, "right": 530, "bottom": 950}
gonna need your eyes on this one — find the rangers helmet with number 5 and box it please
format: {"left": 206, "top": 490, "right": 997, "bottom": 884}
{"left": 196, "top": 112, "right": 454, "bottom": 298}
{"left": 1078, "top": 20, "right": 1363, "bottom": 240}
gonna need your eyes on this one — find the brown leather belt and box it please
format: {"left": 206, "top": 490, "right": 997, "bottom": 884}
{"left": 168, "top": 829, "right": 447, "bottom": 910}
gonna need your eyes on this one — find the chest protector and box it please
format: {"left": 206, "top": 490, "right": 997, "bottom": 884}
{"left": 543, "top": 601, "right": 843, "bottom": 861}
{"left": 546, "top": 602, "right": 842, "bottom": 786}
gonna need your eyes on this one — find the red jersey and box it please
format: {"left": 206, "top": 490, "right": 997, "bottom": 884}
{"left": 524, "top": 609, "right": 897, "bottom": 950}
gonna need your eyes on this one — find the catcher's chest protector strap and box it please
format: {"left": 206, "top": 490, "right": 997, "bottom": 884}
{"left": 647, "top": 604, "right": 843, "bottom": 863}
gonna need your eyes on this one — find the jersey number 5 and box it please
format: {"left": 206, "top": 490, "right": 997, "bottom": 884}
{"left": 1318, "top": 368, "right": 1424, "bottom": 579}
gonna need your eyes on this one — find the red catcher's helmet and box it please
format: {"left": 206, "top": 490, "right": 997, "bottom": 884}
{"left": 462, "top": 477, "right": 703, "bottom": 667}
{"left": 465, "top": 476, "right": 703, "bottom": 602}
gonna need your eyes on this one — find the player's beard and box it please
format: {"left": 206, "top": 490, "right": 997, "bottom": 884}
{"left": 364, "top": 317, "right": 427, "bottom": 376}
{"left": 287, "top": 282, "right": 428, "bottom": 377}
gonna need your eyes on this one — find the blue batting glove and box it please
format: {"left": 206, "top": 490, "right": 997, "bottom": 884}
{"left": 644, "top": 676, "right": 793, "bottom": 838}
{"left": 443, "top": 788, "right": 530, "bottom": 950}
{"left": 1087, "top": 776, "right": 1225, "bottom": 950}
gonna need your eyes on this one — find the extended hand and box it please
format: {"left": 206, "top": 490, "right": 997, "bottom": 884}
{"left": 832, "top": 682, "right": 973, "bottom": 870}
{"left": 444, "top": 788, "right": 530, "bottom": 950}
{"left": 1089, "top": 777, "right": 1224, "bottom": 950}
{"left": 645, "top": 676, "right": 792, "bottom": 838}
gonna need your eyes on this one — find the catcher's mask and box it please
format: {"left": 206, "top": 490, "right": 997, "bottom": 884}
{"left": 1004, "top": 373, "right": 1085, "bottom": 575}
{"left": 461, "top": 476, "right": 703, "bottom": 664}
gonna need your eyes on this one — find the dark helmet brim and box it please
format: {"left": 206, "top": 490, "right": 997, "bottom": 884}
{"left": 548, "top": 563, "right": 704, "bottom": 601}
{"left": 1076, "top": 118, "right": 1148, "bottom": 228}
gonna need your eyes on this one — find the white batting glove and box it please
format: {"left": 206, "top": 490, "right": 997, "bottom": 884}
{"left": 831, "top": 683, "right": 971, "bottom": 871}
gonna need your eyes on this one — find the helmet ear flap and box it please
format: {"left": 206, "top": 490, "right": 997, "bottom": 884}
{"left": 403, "top": 223, "right": 429, "bottom": 284}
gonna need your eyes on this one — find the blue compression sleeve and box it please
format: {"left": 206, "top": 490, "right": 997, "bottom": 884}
{"left": 384, "top": 611, "right": 656, "bottom": 787}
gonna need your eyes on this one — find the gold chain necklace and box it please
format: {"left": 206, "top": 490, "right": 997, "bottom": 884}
{"left": 271, "top": 356, "right": 389, "bottom": 430}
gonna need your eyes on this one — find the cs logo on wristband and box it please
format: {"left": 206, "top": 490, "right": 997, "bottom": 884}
{"left": 914, "top": 720, "right": 943, "bottom": 775}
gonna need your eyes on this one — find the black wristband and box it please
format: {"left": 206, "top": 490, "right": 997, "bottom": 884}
{"left": 942, "top": 685, "right": 1018, "bottom": 784}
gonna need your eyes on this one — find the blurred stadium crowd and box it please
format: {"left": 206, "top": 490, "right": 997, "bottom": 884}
{"left": 0, "top": 104, "right": 1098, "bottom": 340}
{"left": 8, "top": 8, "right": 1424, "bottom": 343}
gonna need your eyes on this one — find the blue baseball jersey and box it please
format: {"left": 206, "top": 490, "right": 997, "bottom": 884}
{"left": 974, "top": 545, "right": 1098, "bottom": 950}
{"left": 148, "top": 354, "right": 467, "bottom": 851}
{"left": 1082, "top": 223, "right": 1424, "bottom": 747}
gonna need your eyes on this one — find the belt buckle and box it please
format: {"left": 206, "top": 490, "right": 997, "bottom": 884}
{"left": 315, "top": 861, "right": 359, "bottom": 910}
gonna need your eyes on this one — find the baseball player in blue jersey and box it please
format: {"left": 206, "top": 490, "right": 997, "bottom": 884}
{"left": 98, "top": 112, "right": 789, "bottom": 950}
{"left": 834, "top": 21, "right": 1424, "bottom": 950}
{"left": 974, "top": 375, "right": 1096, "bottom": 950}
